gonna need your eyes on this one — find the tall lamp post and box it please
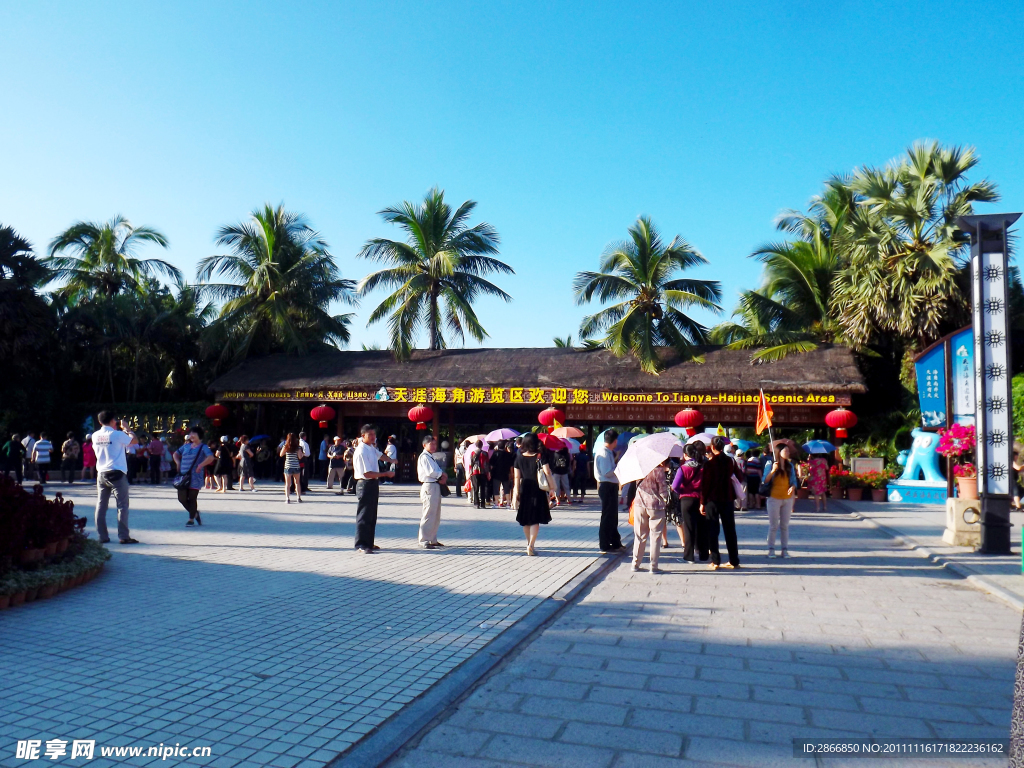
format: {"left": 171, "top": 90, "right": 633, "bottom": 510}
{"left": 957, "top": 213, "right": 1020, "bottom": 554}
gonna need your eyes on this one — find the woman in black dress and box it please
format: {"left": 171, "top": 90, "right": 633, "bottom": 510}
{"left": 512, "top": 433, "right": 555, "bottom": 556}
{"left": 213, "top": 437, "right": 234, "bottom": 493}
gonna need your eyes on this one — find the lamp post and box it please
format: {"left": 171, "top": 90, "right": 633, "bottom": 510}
{"left": 957, "top": 213, "right": 1020, "bottom": 555}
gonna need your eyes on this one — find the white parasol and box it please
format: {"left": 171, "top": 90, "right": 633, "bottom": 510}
{"left": 613, "top": 432, "right": 685, "bottom": 486}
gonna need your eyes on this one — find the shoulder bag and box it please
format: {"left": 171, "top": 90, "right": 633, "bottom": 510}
{"left": 758, "top": 460, "right": 775, "bottom": 498}
{"left": 536, "top": 457, "right": 551, "bottom": 492}
{"left": 173, "top": 446, "right": 202, "bottom": 490}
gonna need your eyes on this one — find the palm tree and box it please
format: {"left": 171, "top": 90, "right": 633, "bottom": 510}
{"left": 712, "top": 205, "right": 844, "bottom": 361}
{"left": 553, "top": 335, "right": 574, "bottom": 348}
{"left": 46, "top": 215, "right": 180, "bottom": 301}
{"left": 196, "top": 204, "right": 356, "bottom": 360}
{"left": 0, "top": 225, "right": 53, "bottom": 360}
{"left": 574, "top": 216, "right": 721, "bottom": 373}
{"left": 832, "top": 141, "right": 998, "bottom": 348}
{"left": 357, "top": 187, "right": 514, "bottom": 360}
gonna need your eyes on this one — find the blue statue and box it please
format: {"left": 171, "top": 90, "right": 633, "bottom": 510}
{"left": 897, "top": 429, "right": 945, "bottom": 483}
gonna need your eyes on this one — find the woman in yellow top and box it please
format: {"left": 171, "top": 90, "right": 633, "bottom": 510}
{"left": 762, "top": 445, "right": 798, "bottom": 558}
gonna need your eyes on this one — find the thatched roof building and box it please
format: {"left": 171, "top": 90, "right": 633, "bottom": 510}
{"left": 210, "top": 345, "right": 864, "bottom": 429}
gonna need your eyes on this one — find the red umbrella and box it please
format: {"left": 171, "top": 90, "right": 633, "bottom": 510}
{"left": 538, "top": 433, "right": 567, "bottom": 451}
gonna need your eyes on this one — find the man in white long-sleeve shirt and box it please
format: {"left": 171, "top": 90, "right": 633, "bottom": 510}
{"left": 595, "top": 429, "right": 624, "bottom": 553}
{"left": 417, "top": 435, "right": 448, "bottom": 549}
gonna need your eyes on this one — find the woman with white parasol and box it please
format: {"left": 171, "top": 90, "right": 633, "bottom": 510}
{"left": 614, "top": 433, "right": 685, "bottom": 574}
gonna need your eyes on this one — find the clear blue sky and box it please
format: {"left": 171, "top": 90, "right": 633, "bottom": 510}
{"left": 2, "top": 1, "right": 1022, "bottom": 350}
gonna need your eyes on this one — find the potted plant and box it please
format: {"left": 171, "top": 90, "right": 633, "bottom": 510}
{"left": 829, "top": 466, "right": 848, "bottom": 499}
{"left": 860, "top": 471, "right": 889, "bottom": 502}
{"left": 937, "top": 424, "right": 977, "bottom": 500}
{"left": 953, "top": 463, "right": 978, "bottom": 500}
{"left": 845, "top": 473, "right": 864, "bottom": 502}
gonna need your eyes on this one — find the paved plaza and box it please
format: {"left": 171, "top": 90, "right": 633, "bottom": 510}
{"left": 391, "top": 503, "right": 1021, "bottom": 768}
{"left": 2, "top": 486, "right": 1021, "bottom": 767}
{"left": 0, "top": 483, "right": 618, "bottom": 767}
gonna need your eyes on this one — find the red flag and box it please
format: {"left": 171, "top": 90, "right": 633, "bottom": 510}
{"left": 755, "top": 390, "right": 774, "bottom": 435}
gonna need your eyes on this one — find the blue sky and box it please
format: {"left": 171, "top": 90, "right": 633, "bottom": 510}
{"left": 2, "top": 1, "right": 1022, "bottom": 350}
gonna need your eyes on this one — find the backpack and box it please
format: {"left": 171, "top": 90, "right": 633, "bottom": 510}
{"left": 471, "top": 450, "right": 482, "bottom": 473}
{"left": 553, "top": 452, "right": 568, "bottom": 471}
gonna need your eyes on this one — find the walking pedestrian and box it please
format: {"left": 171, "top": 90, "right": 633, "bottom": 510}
{"left": 318, "top": 434, "right": 329, "bottom": 481}
{"left": 595, "top": 430, "right": 624, "bottom": 552}
{"left": 31, "top": 432, "right": 53, "bottom": 484}
{"left": 81, "top": 435, "right": 96, "bottom": 482}
{"left": 2, "top": 433, "right": 26, "bottom": 483}
{"left": 147, "top": 434, "right": 164, "bottom": 485}
{"left": 671, "top": 442, "right": 706, "bottom": 561}
{"left": 511, "top": 433, "right": 554, "bottom": 556}
{"left": 125, "top": 435, "right": 140, "bottom": 484}
{"left": 571, "top": 445, "right": 590, "bottom": 503}
{"left": 21, "top": 431, "right": 37, "bottom": 481}
{"left": 326, "top": 436, "right": 345, "bottom": 490}
{"left": 417, "top": 434, "right": 447, "bottom": 549}
{"left": 550, "top": 446, "right": 571, "bottom": 506}
{"left": 173, "top": 426, "right": 215, "bottom": 526}
{"left": 453, "top": 439, "right": 467, "bottom": 499}
{"left": 212, "top": 436, "right": 234, "bottom": 492}
{"left": 279, "top": 433, "right": 304, "bottom": 503}
{"left": 352, "top": 424, "right": 394, "bottom": 553}
{"left": 489, "top": 440, "right": 513, "bottom": 507}
{"left": 60, "top": 432, "right": 80, "bottom": 484}
{"left": 745, "top": 448, "right": 763, "bottom": 509}
{"left": 469, "top": 440, "right": 489, "bottom": 509}
{"left": 92, "top": 412, "right": 139, "bottom": 544}
{"left": 237, "top": 435, "right": 257, "bottom": 492}
{"left": 807, "top": 451, "right": 829, "bottom": 513}
{"left": 341, "top": 439, "right": 356, "bottom": 494}
{"left": 763, "top": 444, "right": 798, "bottom": 558}
{"left": 298, "top": 431, "right": 312, "bottom": 492}
{"left": 383, "top": 435, "right": 399, "bottom": 484}
{"left": 701, "top": 435, "right": 740, "bottom": 570}
{"left": 631, "top": 462, "right": 669, "bottom": 573}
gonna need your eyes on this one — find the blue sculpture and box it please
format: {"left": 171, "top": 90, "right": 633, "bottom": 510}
{"left": 897, "top": 429, "right": 945, "bottom": 483}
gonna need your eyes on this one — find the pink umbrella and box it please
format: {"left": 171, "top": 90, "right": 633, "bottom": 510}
{"left": 486, "top": 428, "right": 520, "bottom": 441}
{"left": 551, "top": 426, "right": 584, "bottom": 439}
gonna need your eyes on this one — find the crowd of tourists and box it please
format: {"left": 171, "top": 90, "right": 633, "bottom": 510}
{"left": 18, "top": 412, "right": 1015, "bottom": 568}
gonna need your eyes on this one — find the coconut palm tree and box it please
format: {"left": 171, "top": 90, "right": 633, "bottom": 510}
{"left": 196, "top": 204, "right": 356, "bottom": 360}
{"left": 45, "top": 215, "right": 180, "bottom": 301}
{"left": 832, "top": 141, "right": 998, "bottom": 348}
{"left": 0, "top": 225, "right": 53, "bottom": 361}
{"left": 574, "top": 216, "right": 721, "bottom": 373}
{"left": 357, "top": 187, "right": 514, "bottom": 360}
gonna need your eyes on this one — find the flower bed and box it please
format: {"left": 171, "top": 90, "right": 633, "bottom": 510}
{"left": 1, "top": 474, "right": 110, "bottom": 608}
{"left": 0, "top": 537, "right": 110, "bottom": 608}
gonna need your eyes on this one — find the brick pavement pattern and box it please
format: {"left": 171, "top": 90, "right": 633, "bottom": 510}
{"left": 390, "top": 503, "right": 1019, "bottom": 768}
{"left": 0, "top": 484, "right": 617, "bottom": 768}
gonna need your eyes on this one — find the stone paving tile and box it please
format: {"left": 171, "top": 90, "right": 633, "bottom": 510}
{"left": 0, "top": 483, "right": 622, "bottom": 767}
{"left": 390, "top": 503, "right": 1019, "bottom": 767}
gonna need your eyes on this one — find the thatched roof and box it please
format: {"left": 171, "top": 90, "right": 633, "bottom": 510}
{"left": 210, "top": 345, "right": 865, "bottom": 394}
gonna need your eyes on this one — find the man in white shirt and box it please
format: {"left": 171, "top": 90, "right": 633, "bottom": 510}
{"left": 595, "top": 430, "right": 624, "bottom": 553}
{"left": 21, "top": 432, "right": 37, "bottom": 480}
{"left": 91, "top": 410, "right": 139, "bottom": 544}
{"left": 298, "top": 431, "right": 312, "bottom": 491}
{"left": 417, "top": 435, "right": 448, "bottom": 549}
{"left": 352, "top": 424, "right": 395, "bottom": 554}
{"left": 381, "top": 435, "right": 399, "bottom": 484}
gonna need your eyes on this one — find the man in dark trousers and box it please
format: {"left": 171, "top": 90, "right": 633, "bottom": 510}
{"left": 594, "top": 429, "right": 624, "bottom": 552}
{"left": 700, "top": 435, "right": 740, "bottom": 569}
{"left": 351, "top": 424, "right": 395, "bottom": 554}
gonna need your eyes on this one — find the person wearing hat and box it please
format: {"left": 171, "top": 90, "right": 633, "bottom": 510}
{"left": 326, "top": 436, "right": 346, "bottom": 490}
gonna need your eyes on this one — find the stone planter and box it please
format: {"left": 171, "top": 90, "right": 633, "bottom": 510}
{"left": 830, "top": 484, "right": 843, "bottom": 499}
{"left": 943, "top": 497, "right": 982, "bottom": 547}
{"left": 24, "top": 587, "right": 39, "bottom": 603}
{"left": 10, "top": 591, "right": 26, "bottom": 607}
{"left": 847, "top": 487, "right": 863, "bottom": 501}
{"left": 871, "top": 489, "right": 887, "bottom": 502}
{"left": 0, "top": 594, "right": 10, "bottom": 610}
{"left": 39, "top": 583, "right": 59, "bottom": 599}
{"left": 44, "top": 541, "right": 58, "bottom": 557}
{"left": 57, "top": 537, "right": 69, "bottom": 555}
{"left": 957, "top": 477, "right": 978, "bottom": 500}
{"left": 797, "top": 488, "right": 810, "bottom": 499}
{"left": 19, "top": 548, "right": 44, "bottom": 565}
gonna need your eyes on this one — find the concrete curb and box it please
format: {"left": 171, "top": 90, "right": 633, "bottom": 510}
{"left": 839, "top": 500, "right": 1024, "bottom": 612}
{"left": 328, "top": 537, "right": 632, "bottom": 768}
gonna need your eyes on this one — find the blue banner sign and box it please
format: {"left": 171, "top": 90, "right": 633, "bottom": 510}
{"left": 949, "top": 327, "right": 975, "bottom": 426}
{"left": 914, "top": 342, "right": 947, "bottom": 427}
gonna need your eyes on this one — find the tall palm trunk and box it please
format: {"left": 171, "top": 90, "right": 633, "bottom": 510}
{"left": 429, "top": 283, "right": 440, "bottom": 350}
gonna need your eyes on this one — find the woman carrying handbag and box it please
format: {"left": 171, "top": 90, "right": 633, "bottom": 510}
{"left": 511, "top": 433, "right": 555, "bottom": 556}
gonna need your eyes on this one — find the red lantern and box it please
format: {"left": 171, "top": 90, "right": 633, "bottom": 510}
{"left": 408, "top": 405, "right": 434, "bottom": 430}
{"left": 825, "top": 408, "right": 857, "bottom": 439}
{"left": 537, "top": 407, "right": 566, "bottom": 427}
{"left": 205, "top": 403, "right": 229, "bottom": 427}
{"left": 674, "top": 408, "right": 704, "bottom": 429}
{"left": 310, "top": 405, "right": 336, "bottom": 429}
